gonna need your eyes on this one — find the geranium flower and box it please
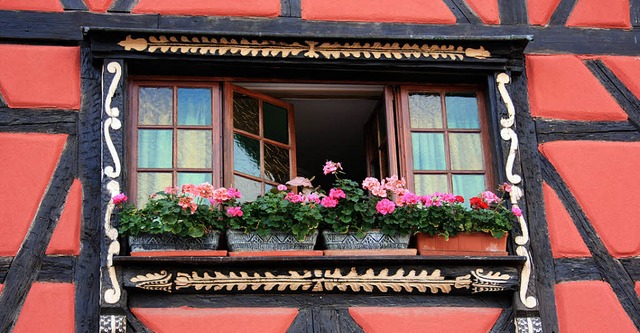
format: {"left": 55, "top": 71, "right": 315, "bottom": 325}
{"left": 376, "top": 199, "right": 396, "bottom": 215}
{"left": 481, "top": 191, "right": 500, "bottom": 204}
{"left": 277, "top": 184, "right": 288, "bottom": 191}
{"left": 371, "top": 186, "right": 387, "bottom": 198}
{"left": 470, "top": 197, "right": 489, "bottom": 210}
{"left": 400, "top": 192, "right": 420, "bottom": 205}
{"left": 196, "top": 183, "right": 214, "bottom": 199}
{"left": 227, "top": 188, "right": 242, "bottom": 199}
{"left": 226, "top": 206, "right": 243, "bottom": 217}
{"left": 164, "top": 186, "right": 178, "bottom": 195}
{"left": 181, "top": 183, "right": 197, "bottom": 196}
{"left": 306, "top": 193, "right": 321, "bottom": 204}
{"left": 285, "top": 192, "right": 304, "bottom": 203}
{"left": 112, "top": 193, "right": 127, "bottom": 205}
{"left": 178, "top": 196, "right": 198, "bottom": 214}
{"left": 362, "top": 177, "right": 380, "bottom": 191}
{"left": 320, "top": 196, "right": 338, "bottom": 208}
{"left": 211, "top": 187, "right": 230, "bottom": 203}
{"left": 329, "top": 188, "right": 346, "bottom": 200}
{"left": 323, "top": 161, "right": 343, "bottom": 175}
{"left": 512, "top": 206, "right": 523, "bottom": 217}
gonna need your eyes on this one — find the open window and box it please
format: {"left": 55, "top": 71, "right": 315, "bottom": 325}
{"left": 128, "top": 80, "right": 494, "bottom": 203}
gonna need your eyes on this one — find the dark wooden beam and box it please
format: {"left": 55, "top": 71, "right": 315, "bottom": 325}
{"left": 585, "top": 59, "right": 640, "bottom": 131}
{"left": 0, "top": 108, "right": 78, "bottom": 134}
{"left": 541, "top": 156, "right": 640, "bottom": 330}
{"left": 108, "top": 0, "right": 140, "bottom": 13}
{"left": 442, "top": 0, "right": 482, "bottom": 24}
{"left": 632, "top": 0, "right": 640, "bottom": 27}
{"left": 620, "top": 258, "right": 640, "bottom": 280}
{"left": 125, "top": 307, "right": 152, "bottom": 333}
{"left": 548, "top": 0, "right": 578, "bottom": 26}
{"left": 554, "top": 258, "right": 603, "bottom": 282}
{"left": 0, "top": 256, "right": 75, "bottom": 283}
{"left": 490, "top": 307, "right": 515, "bottom": 333}
{"left": 75, "top": 44, "right": 103, "bottom": 333}
{"left": 0, "top": 92, "right": 7, "bottom": 108}
{"left": 0, "top": 11, "right": 638, "bottom": 55}
{"left": 0, "top": 136, "right": 76, "bottom": 332}
{"left": 60, "top": 0, "right": 88, "bottom": 11}
{"left": 535, "top": 120, "right": 640, "bottom": 143}
{"left": 281, "top": 0, "right": 301, "bottom": 18}
{"left": 498, "top": 0, "right": 527, "bottom": 25}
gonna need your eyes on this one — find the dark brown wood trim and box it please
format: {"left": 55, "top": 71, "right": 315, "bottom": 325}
{"left": 632, "top": 0, "right": 640, "bottom": 27}
{"left": 498, "top": 0, "right": 528, "bottom": 25}
{"left": 281, "top": 0, "right": 301, "bottom": 18}
{"left": 108, "top": 0, "right": 141, "bottom": 13}
{"left": 60, "top": 0, "right": 88, "bottom": 11}
{"left": 620, "top": 258, "right": 640, "bottom": 281}
{"left": 0, "top": 136, "right": 76, "bottom": 332}
{"left": 442, "top": 0, "right": 482, "bottom": 24}
{"left": 554, "top": 258, "right": 603, "bottom": 282}
{"left": 548, "top": 0, "right": 578, "bottom": 26}
{"left": 535, "top": 120, "right": 640, "bottom": 143}
{"left": 0, "top": 108, "right": 78, "bottom": 134}
{"left": 540, "top": 156, "right": 640, "bottom": 330}
{"left": 489, "top": 307, "right": 515, "bottom": 333}
{"left": 585, "top": 59, "right": 640, "bottom": 131}
{"left": 0, "top": 256, "right": 75, "bottom": 283}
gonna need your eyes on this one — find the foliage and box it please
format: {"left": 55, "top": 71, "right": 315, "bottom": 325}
{"left": 229, "top": 185, "right": 323, "bottom": 241}
{"left": 117, "top": 184, "right": 239, "bottom": 238}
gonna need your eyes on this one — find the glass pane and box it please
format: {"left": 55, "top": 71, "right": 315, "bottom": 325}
{"left": 138, "top": 129, "right": 172, "bottom": 168}
{"left": 411, "top": 133, "right": 446, "bottom": 170}
{"left": 449, "top": 133, "right": 484, "bottom": 170}
{"left": 409, "top": 93, "right": 442, "bottom": 129}
{"left": 139, "top": 87, "right": 173, "bottom": 125}
{"left": 233, "top": 134, "right": 260, "bottom": 177}
{"left": 446, "top": 94, "right": 479, "bottom": 129}
{"left": 177, "top": 130, "right": 212, "bottom": 168}
{"left": 233, "top": 93, "right": 259, "bottom": 135}
{"left": 414, "top": 174, "right": 448, "bottom": 196}
{"left": 178, "top": 173, "right": 212, "bottom": 187}
{"left": 264, "top": 143, "right": 290, "bottom": 184}
{"left": 453, "top": 175, "right": 486, "bottom": 204}
{"left": 137, "top": 172, "right": 172, "bottom": 206}
{"left": 263, "top": 102, "right": 289, "bottom": 144}
{"left": 177, "top": 88, "right": 212, "bottom": 125}
{"left": 234, "top": 175, "right": 262, "bottom": 202}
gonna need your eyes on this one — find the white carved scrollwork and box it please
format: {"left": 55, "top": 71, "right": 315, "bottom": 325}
{"left": 102, "top": 61, "right": 123, "bottom": 304}
{"left": 497, "top": 73, "right": 537, "bottom": 309}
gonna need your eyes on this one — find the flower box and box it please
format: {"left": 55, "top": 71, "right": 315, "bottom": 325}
{"left": 321, "top": 230, "right": 416, "bottom": 256}
{"left": 226, "top": 230, "right": 320, "bottom": 256}
{"left": 415, "top": 232, "right": 508, "bottom": 256}
{"left": 129, "top": 232, "right": 226, "bottom": 257}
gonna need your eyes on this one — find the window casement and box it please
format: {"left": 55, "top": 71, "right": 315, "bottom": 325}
{"left": 128, "top": 80, "right": 493, "bottom": 204}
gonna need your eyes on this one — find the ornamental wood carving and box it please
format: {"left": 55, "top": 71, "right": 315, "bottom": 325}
{"left": 117, "top": 35, "right": 491, "bottom": 61}
{"left": 129, "top": 267, "right": 512, "bottom": 294}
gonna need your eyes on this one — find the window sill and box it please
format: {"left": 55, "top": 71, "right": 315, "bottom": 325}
{"left": 115, "top": 255, "right": 525, "bottom": 295}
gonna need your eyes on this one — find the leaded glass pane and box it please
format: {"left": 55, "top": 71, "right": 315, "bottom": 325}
{"left": 233, "top": 134, "right": 260, "bottom": 177}
{"left": 233, "top": 93, "right": 259, "bottom": 135}
{"left": 414, "top": 174, "right": 448, "bottom": 196}
{"left": 411, "top": 133, "right": 446, "bottom": 170}
{"left": 446, "top": 94, "right": 479, "bottom": 129}
{"left": 177, "top": 130, "right": 211, "bottom": 168}
{"left": 177, "top": 88, "right": 211, "bottom": 125}
{"left": 137, "top": 172, "right": 172, "bottom": 206}
{"left": 264, "top": 143, "right": 290, "bottom": 183}
{"left": 178, "top": 173, "right": 212, "bottom": 187}
{"left": 263, "top": 102, "right": 289, "bottom": 144}
{"left": 453, "top": 174, "right": 486, "bottom": 204}
{"left": 138, "top": 129, "right": 172, "bottom": 168}
{"left": 409, "top": 93, "right": 442, "bottom": 129}
{"left": 139, "top": 87, "right": 172, "bottom": 125}
{"left": 234, "top": 175, "right": 262, "bottom": 202}
{"left": 449, "top": 133, "right": 484, "bottom": 170}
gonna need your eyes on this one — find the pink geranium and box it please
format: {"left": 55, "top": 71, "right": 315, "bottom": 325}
{"left": 285, "top": 192, "right": 304, "bottom": 203}
{"left": 164, "top": 186, "right": 178, "bottom": 195}
{"left": 178, "top": 196, "right": 197, "bottom": 214}
{"left": 226, "top": 206, "right": 243, "bottom": 217}
{"left": 362, "top": 177, "right": 380, "bottom": 191}
{"left": 376, "top": 199, "right": 396, "bottom": 215}
{"left": 227, "top": 188, "right": 242, "bottom": 199}
{"left": 306, "top": 193, "right": 321, "bottom": 204}
{"left": 112, "top": 193, "right": 128, "bottom": 205}
{"left": 323, "top": 161, "right": 343, "bottom": 175}
{"left": 277, "top": 184, "right": 288, "bottom": 191}
{"left": 512, "top": 206, "right": 523, "bottom": 217}
{"left": 320, "top": 196, "right": 338, "bottom": 208}
{"left": 329, "top": 188, "right": 346, "bottom": 200}
{"left": 481, "top": 191, "right": 500, "bottom": 204}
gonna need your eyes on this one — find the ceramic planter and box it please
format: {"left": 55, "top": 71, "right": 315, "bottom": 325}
{"left": 415, "top": 232, "right": 508, "bottom": 256}
{"left": 226, "top": 229, "right": 319, "bottom": 252}
{"left": 128, "top": 231, "right": 223, "bottom": 256}
{"left": 321, "top": 230, "right": 411, "bottom": 250}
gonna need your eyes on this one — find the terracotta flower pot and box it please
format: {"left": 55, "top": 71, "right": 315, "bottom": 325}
{"left": 415, "top": 232, "right": 508, "bottom": 256}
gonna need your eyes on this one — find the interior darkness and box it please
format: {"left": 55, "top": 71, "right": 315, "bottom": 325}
{"left": 236, "top": 83, "right": 384, "bottom": 189}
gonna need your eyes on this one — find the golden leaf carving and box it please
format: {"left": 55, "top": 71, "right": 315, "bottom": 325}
{"left": 130, "top": 270, "right": 173, "bottom": 292}
{"left": 117, "top": 35, "right": 491, "bottom": 61}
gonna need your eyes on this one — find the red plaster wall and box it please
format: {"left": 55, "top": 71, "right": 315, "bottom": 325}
{"left": 526, "top": 54, "right": 628, "bottom": 121}
{"left": 542, "top": 183, "right": 591, "bottom": 258}
{"left": 0, "top": 0, "right": 63, "bottom": 12}
{"left": 349, "top": 307, "right": 501, "bottom": 332}
{"left": 132, "top": 0, "right": 280, "bottom": 17}
{"left": 566, "top": 0, "right": 631, "bottom": 29}
{"left": 0, "top": 45, "right": 80, "bottom": 109}
{"left": 46, "top": 179, "right": 82, "bottom": 256}
{"left": 600, "top": 56, "right": 640, "bottom": 100}
{"left": 527, "top": 0, "right": 561, "bottom": 25}
{"left": 84, "top": 0, "right": 113, "bottom": 12}
{"left": 0, "top": 133, "right": 67, "bottom": 256}
{"left": 465, "top": 0, "right": 500, "bottom": 24}
{"left": 131, "top": 307, "right": 298, "bottom": 332}
{"left": 540, "top": 141, "right": 640, "bottom": 258}
{"left": 13, "top": 282, "right": 75, "bottom": 333}
{"left": 636, "top": 282, "right": 640, "bottom": 297}
{"left": 301, "top": 0, "right": 456, "bottom": 24}
{"left": 555, "top": 281, "right": 637, "bottom": 332}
